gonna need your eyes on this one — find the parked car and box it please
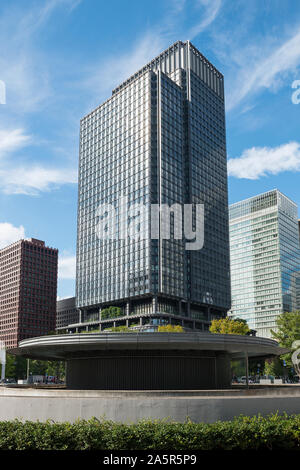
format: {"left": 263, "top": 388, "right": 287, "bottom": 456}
{"left": 0, "top": 378, "right": 17, "bottom": 385}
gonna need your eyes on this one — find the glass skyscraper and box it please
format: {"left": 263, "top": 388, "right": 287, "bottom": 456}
{"left": 75, "top": 40, "right": 231, "bottom": 333}
{"left": 229, "top": 190, "right": 300, "bottom": 338}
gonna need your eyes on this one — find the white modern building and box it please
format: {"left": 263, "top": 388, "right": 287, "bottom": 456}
{"left": 229, "top": 189, "right": 300, "bottom": 338}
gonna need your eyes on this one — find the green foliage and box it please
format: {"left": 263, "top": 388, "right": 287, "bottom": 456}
{"left": 157, "top": 324, "right": 184, "bottom": 332}
{"left": 4, "top": 354, "right": 65, "bottom": 381}
{"left": 104, "top": 326, "right": 132, "bottom": 332}
{"left": 210, "top": 317, "right": 250, "bottom": 335}
{"left": 1, "top": 414, "right": 300, "bottom": 449}
{"left": 264, "top": 357, "right": 283, "bottom": 377}
{"left": 271, "top": 312, "right": 300, "bottom": 369}
{"left": 101, "top": 306, "right": 123, "bottom": 320}
{"left": 5, "top": 354, "right": 27, "bottom": 379}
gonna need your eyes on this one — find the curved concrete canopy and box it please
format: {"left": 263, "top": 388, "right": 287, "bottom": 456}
{"left": 11, "top": 332, "right": 287, "bottom": 361}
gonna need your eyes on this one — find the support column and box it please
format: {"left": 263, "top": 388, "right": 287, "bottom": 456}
{"left": 0, "top": 348, "right": 5, "bottom": 382}
{"left": 187, "top": 302, "right": 191, "bottom": 318}
{"left": 98, "top": 307, "right": 102, "bottom": 331}
{"left": 152, "top": 296, "right": 158, "bottom": 314}
{"left": 178, "top": 300, "right": 182, "bottom": 316}
{"left": 126, "top": 302, "right": 130, "bottom": 316}
{"left": 245, "top": 351, "right": 249, "bottom": 389}
{"left": 208, "top": 307, "right": 211, "bottom": 322}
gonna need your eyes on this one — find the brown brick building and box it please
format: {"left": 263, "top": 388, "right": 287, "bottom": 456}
{"left": 0, "top": 238, "right": 58, "bottom": 349}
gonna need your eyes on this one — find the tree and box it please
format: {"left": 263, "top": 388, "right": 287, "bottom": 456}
{"left": 5, "top": 354, "right": 27, "bottom": 379}
{"left": 4, "top": 354, "right": 65, "bottom": 381}
{"left": 158, "top": 325, "right": 184, "bottom": 332}
{"left": 264, "top": 357, "right": 283, "bottom": 377}
{"left": 270, "top": 311, "right": 300, "bottom": 371}
{"left": 209, "top": 317, "right": 250, "bottom": 335}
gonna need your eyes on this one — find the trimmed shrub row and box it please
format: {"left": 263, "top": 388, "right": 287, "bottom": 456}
{"left": 1, "top": 414, "right": 300, "bottom": 450}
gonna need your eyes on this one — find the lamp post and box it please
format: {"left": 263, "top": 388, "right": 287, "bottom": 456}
{"left": 26, "top": 359, "right": 30, "bottom": 383}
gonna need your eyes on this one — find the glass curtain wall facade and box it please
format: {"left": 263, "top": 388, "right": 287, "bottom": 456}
{"left": 229, "top": 190, "right": 300, "bottom": 338}
{"left": 76, "top": 41, "right": 231, "bottom": 332}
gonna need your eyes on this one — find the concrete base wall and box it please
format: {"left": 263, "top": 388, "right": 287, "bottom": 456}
{"left": 1, "top": 387, "right": 300, "bottom": 423}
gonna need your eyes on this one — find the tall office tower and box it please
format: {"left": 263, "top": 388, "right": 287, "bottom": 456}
{"left": 229, "top": 190, "right": 300, "bottom": 338}
{"left": 297, "top": 220, "right": 300, "bottom": 310}
{"left": 76, "top": 40, "right": 231, "bottom": 333}
{"left": 0, "top": 238, "right": 58, "bottom": 349}
{"left": 56, "top": 297, "right": 79, "bottom": 331}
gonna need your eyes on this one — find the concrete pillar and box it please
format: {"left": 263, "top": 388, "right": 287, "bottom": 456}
{"left": 0, "top": 354, "right": 5, "bottom": 382}
{"left": 140, "top": 317, "right": 143, "bottom": 326}
{"left": 113, "top": 321, "right": 116, "bottom": 328}
{"left": 187, "top": 302, "right": 191, "bottom": 318}
{"left": 126, "top": 319, "right": 129, "bottom": 327}
{"left": 0, "top": 345, "right": 5, "bottom": 382}
{"left": 245, "top": 351, "right": 249, "bottom": 389}
{"left": 153, "top": 296, "right": 158, "bottom": 313}
{"left": 208, "top": 307, "right": 211, "bottom": 322}
{"left": 126, "top": 302, "right": 130, "bottom": 316}
{"left": 178, "top": 300, "right": 182, "bottom": 316}
{"left": 79, "top": 309, "right": 82, "bottom": 324}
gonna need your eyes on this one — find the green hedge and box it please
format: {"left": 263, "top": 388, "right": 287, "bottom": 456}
{"left": 1, "top": 414, "right": 300, "bottom": 450}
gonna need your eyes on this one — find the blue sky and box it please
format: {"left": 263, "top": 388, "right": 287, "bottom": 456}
{"left": 1, "top": 0, "right": 300, "bottom": 299}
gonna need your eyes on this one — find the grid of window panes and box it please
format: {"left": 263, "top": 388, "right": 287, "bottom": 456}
{"left": 159, "top": 71, "right": 185, "bottom": 298}
{"left": 77, "top": 72, "right": 152, "bottom": 307}
{"left": 188, "top": 69, "right": 231, "bottom": 309}
{"left": 277, "top": 193, "right": 300, "bottom": 313}
{"left": 76, "top": 40, "right": 231, "bottom": 321}
{"left": 229, "top": 190, "right": 300, "bottom": 337}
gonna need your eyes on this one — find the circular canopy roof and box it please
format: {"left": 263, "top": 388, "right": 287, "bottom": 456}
{"left": 10, "top": 332, "right": 288, "bottom": 361}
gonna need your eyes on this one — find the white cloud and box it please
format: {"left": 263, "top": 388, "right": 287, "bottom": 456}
{"left": 228, "top": 141, "right": 300, "bottom": 179}
{"left": 84, "top": 0, "right": 221, "bottom": 105}
{"left": 188, "top": 0, "right": 222, "bottom": 39}
{"left": 58, "top": 255, "right": 76, "bottom": 279}
{"left": 0, "top": 222, "right": 25, "bottom": 249}
{"left": 0, "top": 0, "right": 82, "bottom": 112}
{"left": 85, "top": 33, "right": 167, "bottom": 103}
{"left": 0, "top": 165, "right": 77, "bottom": 195}
{"left": 0, "top": 129, "right": 31, "bottom": 158}
{"left": 227, "top": 28, "right": 300, "bottom": 110}
{"left": 0, "top": 127, "right": 77, "bottom": 195}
